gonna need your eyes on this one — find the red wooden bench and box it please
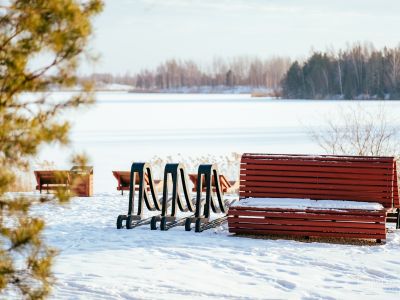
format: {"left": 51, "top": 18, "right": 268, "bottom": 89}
{"left": 188, "top": 173, "right": 238, "bottom": 194}
{"left": 228, "top": 153, "right": 399, "bottom": 242}
{"left": 34, "top": 170, "right": 71, "bottom": 193}
{"left": 112, "top": 171, "right": 162, "bottom": 195}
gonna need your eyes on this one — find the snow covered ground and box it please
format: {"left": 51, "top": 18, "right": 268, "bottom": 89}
{"left": 27, "top": 193, "right": 400, "bottom": 300}
{"left": 16, "top": 92, "right": 400, "bottom": 299}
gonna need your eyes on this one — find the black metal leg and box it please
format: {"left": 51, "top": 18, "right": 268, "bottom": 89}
{"left": 117, "top": 162, "right": 162, "bottom": 229}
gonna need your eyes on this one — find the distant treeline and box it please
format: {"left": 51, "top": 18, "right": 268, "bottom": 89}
{"left": 82, "top": 42, "right": 400, "bottom": 99}
{"left": 282, "top": 43, "right": 400, "bottom": 99}
{"left": 82, "top": 56, "right": 291, "bottom": 92}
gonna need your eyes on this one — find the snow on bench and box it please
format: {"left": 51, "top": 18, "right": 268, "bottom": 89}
{"left": 231, "top": 197, "right": 384, "bottom": 211}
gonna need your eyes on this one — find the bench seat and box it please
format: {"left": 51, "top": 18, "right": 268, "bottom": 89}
{"left": 228, "top": 198, "right": 387, "bottom": 240}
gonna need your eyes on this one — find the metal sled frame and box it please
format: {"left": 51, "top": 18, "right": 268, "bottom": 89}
{"left": 151, "top": 163, "right": 196, "bottom": 230}
{"left": 116, "top": 162, "right": 162, "bottom": 229}
{"left": 185, "top": 164, "right": 228, "bottom": 232}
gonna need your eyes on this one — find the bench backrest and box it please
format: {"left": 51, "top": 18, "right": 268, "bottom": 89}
{"left": 34, "top": 170, "right": 70, "bottom": 185}
{"left": 189, "top": 173, "right": 231, "bottom": 193}
{"left": 112, "top": 171, "right": 149, "bottom": 187}
{"left": 240, "top": 153, "right": 399, "bottom": 209}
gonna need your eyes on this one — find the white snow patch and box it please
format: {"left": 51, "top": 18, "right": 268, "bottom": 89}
{"left": 232, "top": 197, "right": 385, "bottom": 211}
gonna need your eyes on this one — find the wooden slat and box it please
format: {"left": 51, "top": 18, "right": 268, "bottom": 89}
{"left": 240, "top": 163, "right": 392, "bottom": 175}
{"left": 240, "top": 175, "right": 391, "bottom": 187}
{"left": 228, "top": 223, "right": 385, "bottom": 234}
{"left": 229, "top": 206, "right": 386, "bottom": 215}
{"left": 239, "top": 186, "right": 389, "bottom": 197}
{"left": 241, "top": 157, "right": 393, "bottom": 169}
{"left": 240, "top": 191, "right": 391, "bottom": 203}
{"left": 189, "top": 174, "right": 230, "bottom": 193}
{"left": 228, "top": 210, "right": 385, "bottom": 222}
{"left": 229, "top": 228, "right": 386, "bottom": 240}
{"left": 239, "top": 192, "right": 392, "bottom": 204}
{"left": 240, "top": 169, "right": 391, "bottom": 181}
{"left": 242, "top": 153, "right": 394, "bottom": 163}
{"left": 228, "top": 217, "right": 384, "bottom": 229}
{"left": 240, "top": 181, "right": 390, "bottom": 192}
{"left": 393, "top": 162, "right": 399, "bottom": 207}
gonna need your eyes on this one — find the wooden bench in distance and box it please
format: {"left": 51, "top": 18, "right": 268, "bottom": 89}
{"left": 228, "top": 153, "right": 400, "bottom": 242}
{"left": 70, "top": 166, "right": 93, "bottom": 197}
{"left": 112, "top": 171, "right": 162, "bottom": 195}
{"left": 34, "top": 170, "right": 71, "bottom": 193}
{"left": 188, "top": 173, "right": 238, "bottom": 194}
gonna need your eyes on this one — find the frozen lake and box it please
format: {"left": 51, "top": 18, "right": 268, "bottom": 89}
{"left": 34, "top": 92, "right": 400, "bottom": 192}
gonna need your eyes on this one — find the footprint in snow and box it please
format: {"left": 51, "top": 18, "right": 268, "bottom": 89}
{"left": 276, "top": 268, "right": 299, "bottom": 276}
{"left": 364, "top": 268, "right": 398, "bottom": 280}
{"left": 383, "top": 287, "right": 400, "bottom": 293}
{"left": 276, "top": 279, "right": 296, "bottom": 291}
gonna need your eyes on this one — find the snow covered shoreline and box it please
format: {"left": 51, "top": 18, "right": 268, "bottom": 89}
{"left": 19, "top": 193, "right": 399, "bottom": 299}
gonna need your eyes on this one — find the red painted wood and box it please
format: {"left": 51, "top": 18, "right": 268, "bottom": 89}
{"left": 240, "top": 175, "right": 391, "bottom": 187}
{"left": 393, "top": 162, "right": 399, "bottom": 207}
{"left": 229, "top": 206, "right": 386, "bottom": 215}
{"left": 228, "top": 223, "right": 385, "bottom": 235}
{"left": 241, "top": 181, "right": 390, "bottom": 193}
{"left": 239, "top": 186, "right": 389, "bottom": 198}
{"left": 241, "top": 153, "right": 394, "bottom": 163}
{"left": 240, "top": 169, "right": 390, "bottom": 181}
{"left": 228, "top": 210, "right": 385, "bottom": 222}
{"left": 34, "top": 170, "right": 71, "bottom": 191}
{"left": 112, "top": 170, "right": 151, "bottom": 192}
{"left": 228, "top": 217, "right": 384, "bottom": 229}
{"left": 240, "top": 163, "right": 392, "bottom": 175}
{"left": 188, "top": 174, "right": 230, "bottom": 193}
{"left": 229, "top": 228, "right": 386, "bottom": 240}
{"left": 241, "top": 157, "right": 393, "bottom": 169}
{"left": 239, "top": 192, "right": 392, "bottom": 204}
{"left": 231, "top": 153, "right": 397, "bottom": 240}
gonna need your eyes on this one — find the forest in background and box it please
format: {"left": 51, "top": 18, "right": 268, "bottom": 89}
{"left": 81, "top": 56, "right": 291, "bottom": 94}
{"left": 282, "top": 42, "right": 400, "bottom": 100}
{"left": 81, "top": 42, "right": 400, "bottom": 99}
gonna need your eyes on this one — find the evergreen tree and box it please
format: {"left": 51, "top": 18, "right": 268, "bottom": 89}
{"left": 281, "top": 43, "right": 400, "bottom": 99}
{"left": 282, "top": 61, "right": 304, "bottom": 98}
{"left": 0, "top": 1, "right": 103, "bottom": 298}
{"left": 226, "top": 69, "right": 234, "bottom": 87}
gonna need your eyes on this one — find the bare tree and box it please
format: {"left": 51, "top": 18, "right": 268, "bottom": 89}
{"left": 310, "top": 104, "right": 399, "bottom": 156}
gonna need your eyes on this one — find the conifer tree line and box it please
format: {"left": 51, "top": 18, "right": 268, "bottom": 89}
{"left": 282, "top": 43, "right": 400, "bottom": 99}
{"left": 84, "top": 56, "right": 291, "bottom": 91}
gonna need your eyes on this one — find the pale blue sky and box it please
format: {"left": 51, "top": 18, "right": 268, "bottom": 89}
{"left": 83, "top": 0, "right": 400, "bottom": 74}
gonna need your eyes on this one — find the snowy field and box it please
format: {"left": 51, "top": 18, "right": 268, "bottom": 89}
{"left": 26, "top": 194, "right": 400, "bottom": 300}
{"left": 19, "top": 93, "right": 400, "bottom": 299}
